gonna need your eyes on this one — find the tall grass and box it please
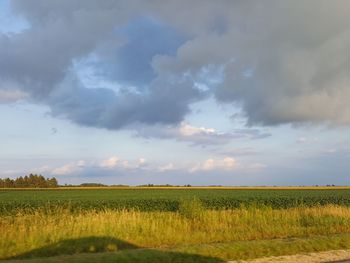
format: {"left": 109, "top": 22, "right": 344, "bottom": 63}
{"left": 178, "top": 198, "right": 205, "bottom": 219}
{"left": 1, "top": 204, "right": 350, "bottom": 259}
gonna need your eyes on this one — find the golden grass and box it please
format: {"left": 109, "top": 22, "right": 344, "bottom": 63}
{"left": 1, "top": 205, "right": 350, "bottom": 259}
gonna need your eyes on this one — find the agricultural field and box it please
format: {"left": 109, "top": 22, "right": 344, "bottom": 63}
{"left": 1, "top": 188, "right": 350, "bottom": 262}
{"left": 1, "top": 187, "right": 350, "bottom": 214}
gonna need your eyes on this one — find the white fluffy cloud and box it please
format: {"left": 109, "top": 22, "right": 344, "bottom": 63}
{"left": 51, "top": 160, "right": 85, "bottom": 175}
{"left": 100, "top": 156, "right": 119, "bottom": 169}
{"left": 49, "top": 156, "right": 239, "bottom": 176}
{"left": 99, "top": 156, "right": 147, "bottom": 170}
{"left": 189, "top": 157, "right": 237, "bottom": 173}
{"left": 179, "top": 123, "right": 215, "bottom": 136}
{"left": 51, "top": 156, "right": 147, "bottom": 176}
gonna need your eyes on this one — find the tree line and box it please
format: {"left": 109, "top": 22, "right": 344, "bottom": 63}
{"left": 0, "top": 174, "right": 58, "bottom": 188}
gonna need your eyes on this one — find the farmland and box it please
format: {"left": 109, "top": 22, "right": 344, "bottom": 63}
{"left": 1, "top": 188, "right": 350, "bottom": 262}
{"left": 1, "top": 187, "right": 350, "bottom": 214}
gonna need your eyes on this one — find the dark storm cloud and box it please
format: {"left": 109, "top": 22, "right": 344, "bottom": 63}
{"left": 48, "top": 73, "right": 201, "bottom": 129}
{"left": 151, "top": 0, "right": 350, "bottom": 126}
{"left": 1, "top": 0, "right": 350, "bottom": 129}
{"left": 109, "top": 16, "right": 187, "bottom": 86}
{"left": 1, "top": 0, "right": 122, "bottom": 97}
{"left": 1, "top": 0, "right": 202, "bottom": 128}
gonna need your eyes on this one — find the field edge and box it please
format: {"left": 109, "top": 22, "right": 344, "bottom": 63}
{"left": 2, "top": 234, "right": 350, "bottom": 263}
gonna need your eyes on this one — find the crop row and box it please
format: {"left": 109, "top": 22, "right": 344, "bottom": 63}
{"left": 2, "top": 196, "right": 350, "bottom": 215}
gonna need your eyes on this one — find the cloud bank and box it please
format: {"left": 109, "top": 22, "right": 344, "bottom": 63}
{"left": 134, "top": 122, "right": 270, "bottom": 146}
{"left": 49, "top": 156, "right": 242, "bottom": 178}
{"left": 1, "top": 0, "right": 350, "bottom": 130}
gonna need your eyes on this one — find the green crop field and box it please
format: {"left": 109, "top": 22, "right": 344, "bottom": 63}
{"left": 1, "top": 188, "right": 350, "bottom": 214}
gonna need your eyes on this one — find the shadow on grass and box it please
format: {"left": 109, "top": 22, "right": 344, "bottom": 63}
{"left": 4, "top": 236, "right": 224, "bottom": 263}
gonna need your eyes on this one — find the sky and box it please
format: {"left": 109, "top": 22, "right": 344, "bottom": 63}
{"left": 1, "top": 0, "right": 350, "bottom": 186}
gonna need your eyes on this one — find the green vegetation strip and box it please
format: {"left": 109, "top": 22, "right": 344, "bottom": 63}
{"left": 2, "top": 234, "right": 350, "bottom": 263}
{"left": 1, "top": 189, "right": 350, "bottom": 214}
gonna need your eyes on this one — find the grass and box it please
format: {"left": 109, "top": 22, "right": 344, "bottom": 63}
{"left": 2, "top": 189, "right": 350, "bottom": 262}
{"left": 2, "top": 235, "right": 350, "bottom": 263}
{"left": 2, "top": 202, "right": 350, "bottom": 261}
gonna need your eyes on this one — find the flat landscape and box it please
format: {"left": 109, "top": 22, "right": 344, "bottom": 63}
{"left": 1, "top": 188, "right": 350, "bottom": 262}
{"left": 2, "top": 0, "right": 350, "bottom": 262}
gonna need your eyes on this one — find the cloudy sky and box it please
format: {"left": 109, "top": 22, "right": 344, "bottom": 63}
{"left": 1, "top": 0, "right": 350, "bottom": 185}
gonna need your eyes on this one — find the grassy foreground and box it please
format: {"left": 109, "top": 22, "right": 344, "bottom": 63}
{"left": 1, "top": 203, "right": 350, "bottom": 261}
{"left": 2, "top": 235, "right": 350, "bottom": 263}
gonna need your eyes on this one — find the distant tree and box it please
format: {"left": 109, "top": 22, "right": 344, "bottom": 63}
{"left": 47, "top": 177, "right": 58, "bottom": 188}
{"left": 23, "top": 175, "right": 29, "bottom": 187}
{"left": 0, "top": 175, "right": 59, "bottom": 188}
{"left": 15, "top": 176, "right": 25, "bottom": 188}
{"left": 4, "top": 178, "right": 14, "bottom": 188}
{"left": 37, "top": 175, "right": 47, "bottom": 188}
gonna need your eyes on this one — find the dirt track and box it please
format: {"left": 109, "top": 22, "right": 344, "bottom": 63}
{"left": 229, "top": 250, "right": 350, "bottom": 263}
